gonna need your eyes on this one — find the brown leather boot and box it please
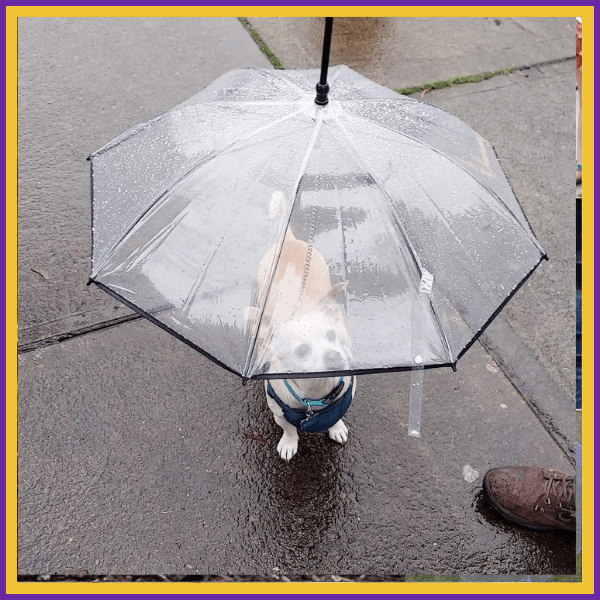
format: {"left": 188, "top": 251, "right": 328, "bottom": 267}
{"left": 483, "top": 466, "right": 576, "bottom": 531}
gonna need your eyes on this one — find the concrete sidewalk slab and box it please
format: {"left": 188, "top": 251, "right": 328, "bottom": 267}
{"left": 246, "top": 17, "right": 575, "bottom": 89}
{"left": 18, "top": 319, "right": 575, "bottom": 575}
{"left": 17, "top": 17, "right": 271, "bottom": 349}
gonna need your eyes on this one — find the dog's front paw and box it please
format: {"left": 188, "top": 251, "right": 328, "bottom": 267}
{"left": 277, "top": 433, "right": 299, "bottom": 462}
{"left": 328, "top": 419, "right": 348, "bottom": 445}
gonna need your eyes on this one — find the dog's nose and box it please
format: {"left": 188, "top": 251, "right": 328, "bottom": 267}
{"left": 324, "top": 349, "right": 344, "bottom": 369}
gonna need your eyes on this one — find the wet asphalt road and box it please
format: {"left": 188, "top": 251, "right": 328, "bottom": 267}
{"left": 17, "top": 17, "right": 576, "bottom": 575}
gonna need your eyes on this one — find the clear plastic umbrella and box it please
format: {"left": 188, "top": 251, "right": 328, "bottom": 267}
{"left": 89, "top": 49, "right": 546, "bottom": 386}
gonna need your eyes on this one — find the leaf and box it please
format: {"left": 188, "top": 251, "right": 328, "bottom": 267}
{"left": 243, "top": 433, "right": 267, "bottom": 444}
{"left": 31, "top": 267, "right": 49, "bottom": 280}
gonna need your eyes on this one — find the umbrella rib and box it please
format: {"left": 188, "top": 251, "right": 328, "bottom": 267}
{"left": 334, "top": 116, "right": 455, "bottom": 365}
{"left": 243, "top": 114, "right": 326, "bottom": 378}
{"left": 331, "top": 182, "right": 350, "bottom": 312}
{"left": 387, "top": 172, "right": 495, "bottom": 354}
{"left": 334, "top": 118, "right": 424, "bottom": 275}
{"left": 95, "top": 208, "right": 189, "bottom": 279}
{"left": 345, "top": 102, "right": 542, "bottom": 248}
{"left": 89, "top": 111, "right": 171, "bottom": 159}
{"left": 180, "top": 156, "right": 275, "bottom": 318}
{"left": 93, "top": 105, "right": 307, "bottom": 275}
{"left": 90, "top": 66, "right": 306, "bottom": 159}
{"left": 181, "top": 243, "right": 221, "bottom": 318}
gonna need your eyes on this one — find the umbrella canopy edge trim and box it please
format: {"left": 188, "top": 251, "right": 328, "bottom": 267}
{"left": 253, "top": 362, "right": 456, "bottom": 380}
{"left": 90, "top": 280, "right": 245, "bottom": 381}
{"left": 89, "top": 159, "right": 95, "bottom": 276}
{"left": 90, "top": 280, "right": 459, "bottom": 381}
{"left": 88, "top": 110, "right": 171, "bottom": 160}
{"left": 488, "top": 141, "right": 547, "bottom": 253}
{"left": 90, "top": 250, "right": 544, "bottom": 382}
{"left": 256, "top": 252, "right": 547, "bottom": 379}
{"left": 454, "top": 251, "right": 548, "bottom": 365}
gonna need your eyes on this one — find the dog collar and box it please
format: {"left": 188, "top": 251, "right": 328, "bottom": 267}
{"left": 267, "top": 377, "right": 355, "bottom": 433}
{"left": 283, "top": 376, "right": 345, "bottom": 411}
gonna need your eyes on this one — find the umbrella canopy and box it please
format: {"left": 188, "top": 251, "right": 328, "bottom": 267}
{"left": 89, "top": 65, "right": 546, "bottom": 380}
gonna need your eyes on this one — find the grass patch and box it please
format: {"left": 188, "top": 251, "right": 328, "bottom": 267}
{"left": 396, "top": 68, "right": 516, "bottom": 96}
{"left": 238, "top": 17, "right": 284, "bottom": 70}
{"left": 406, "top": 554, "right": 581, "bottom": 583}
{"left": 405, "top": 575, "right": 462, "bottom": 582}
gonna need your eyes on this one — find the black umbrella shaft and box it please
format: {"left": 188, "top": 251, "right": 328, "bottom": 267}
{"left": 315, "top": 17, "right": 334, "bottom": 105}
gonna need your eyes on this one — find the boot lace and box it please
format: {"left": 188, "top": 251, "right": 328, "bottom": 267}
{"left": 537, "top": 472, "right": 575, "bottom": 522}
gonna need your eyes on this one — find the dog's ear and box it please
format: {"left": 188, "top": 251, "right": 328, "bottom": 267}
{"left": 318, "top": 282, "right": 347, "bottom": 319}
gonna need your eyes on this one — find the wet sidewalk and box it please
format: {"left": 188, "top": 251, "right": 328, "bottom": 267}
{"left": 17, "top": 17, "right": 576, "bottom": 576}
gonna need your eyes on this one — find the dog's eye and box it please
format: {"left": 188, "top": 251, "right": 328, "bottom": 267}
{"left": 295, "top": 344, "right": 311, "bottom": 358}
{"left": 326, "top": 330, "right": 336, "bottom": 342}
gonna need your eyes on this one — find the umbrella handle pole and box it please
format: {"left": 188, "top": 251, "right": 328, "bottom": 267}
{"left": 408, "top": 359, "right": 424, "bottom": 437}
{"left": 315, "top": 17, "right": 334, "bottom": 105}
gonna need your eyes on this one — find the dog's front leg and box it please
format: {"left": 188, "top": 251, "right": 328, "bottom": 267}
{"left": 328, "top": 379, "right": 355, "bottom": 444}
{"left": 266, "top": 393, "right": 299, "bottom": 462}
{"left": 328, "top": 419, "right": 348, "bottom": 444}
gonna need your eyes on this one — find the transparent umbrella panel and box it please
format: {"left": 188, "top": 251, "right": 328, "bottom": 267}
{"left": 90, "top": 66, "right": 545, "bottom": 379}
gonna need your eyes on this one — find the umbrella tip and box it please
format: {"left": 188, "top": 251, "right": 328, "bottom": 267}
{"left": 315, "top": 17, "right": 333, "bottom": 105}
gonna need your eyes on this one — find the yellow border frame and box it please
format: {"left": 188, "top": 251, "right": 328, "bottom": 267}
{"left": 7, "top": 5, "right": 595, "bottom": 595}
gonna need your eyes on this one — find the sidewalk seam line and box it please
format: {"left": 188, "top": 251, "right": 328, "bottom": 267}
{"left": 17, "top": 313, "right": 142, "bottom": 354}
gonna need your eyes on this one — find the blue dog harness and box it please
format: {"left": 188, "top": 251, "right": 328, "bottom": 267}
{"left": 266, "top": 376, "right": 355, "bottom": 433}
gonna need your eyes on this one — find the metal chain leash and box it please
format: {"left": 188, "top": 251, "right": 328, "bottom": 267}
{"left": 290, "top": 203, "right": 318, "bottom": 320}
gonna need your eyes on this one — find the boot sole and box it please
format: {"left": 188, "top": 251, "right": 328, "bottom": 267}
{"left": 483, "top": 472, "right": 554, "bottom": 531}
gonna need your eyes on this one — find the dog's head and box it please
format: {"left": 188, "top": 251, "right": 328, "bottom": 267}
{"left": 245, "top": 283, "right": 351, "bottom": 375}
{"left": 268, "top": 310, "right": 352, "bottom": 374}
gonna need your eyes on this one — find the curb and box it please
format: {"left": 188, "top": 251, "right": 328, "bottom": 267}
{"left": 480, "top": 316, "right": 576, "bottom": 466}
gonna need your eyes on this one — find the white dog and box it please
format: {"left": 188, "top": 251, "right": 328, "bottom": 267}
{"left": 245, "top": 191, "right": 356, "bottom": 462}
